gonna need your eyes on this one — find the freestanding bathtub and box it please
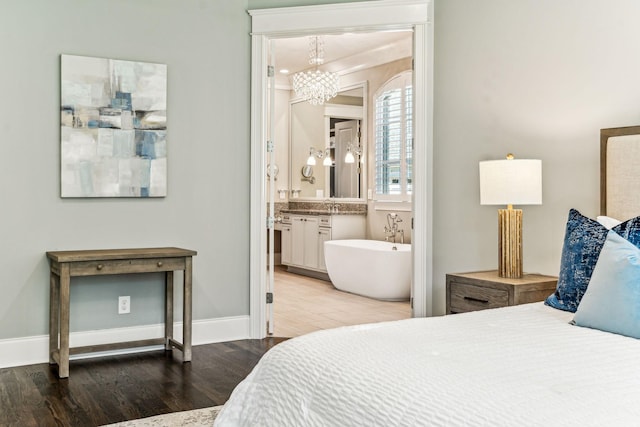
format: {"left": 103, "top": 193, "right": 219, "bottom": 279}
{"left": 324, "top": 239, "right": 411, "bottom": 301}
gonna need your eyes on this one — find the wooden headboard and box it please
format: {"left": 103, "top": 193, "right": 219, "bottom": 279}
{"left": 601, "top": 125, "right": 640, "bottom": 220}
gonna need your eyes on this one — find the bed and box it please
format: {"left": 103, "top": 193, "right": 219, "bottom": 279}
{"left": 214, "top": 126, "right": 640, "bottom": 426}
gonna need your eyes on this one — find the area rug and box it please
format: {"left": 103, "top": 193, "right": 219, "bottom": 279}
{"left": 102, "top": 405, "right": 222, "bottom": 427}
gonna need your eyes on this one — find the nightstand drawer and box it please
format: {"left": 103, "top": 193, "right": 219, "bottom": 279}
{"left": 446, "top": 270, "right": 558, "bottom": 314}
{"left": 449, "top": 282, "right": 509, "bottom": 313}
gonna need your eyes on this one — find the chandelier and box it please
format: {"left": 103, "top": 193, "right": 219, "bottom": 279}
{"left": 292, "top": 36, "right": 339, "bottom": 105}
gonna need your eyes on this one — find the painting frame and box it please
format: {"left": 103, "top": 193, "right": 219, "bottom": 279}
{"left": 60, "top": 54, "right": 168, "bottom": 198}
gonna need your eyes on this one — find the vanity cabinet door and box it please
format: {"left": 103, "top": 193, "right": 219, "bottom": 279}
{"left": 317, "top": 228, "right": 331, "bottom": 271}
{"left": 291, "top": 216, "right": 306, "bottom": 267}
{"left": 281, "top": 224, "right": 292, "bottom": 265}
{"left": 288, "top": 215, "right": 322, "bottom": 270}
{"left": 302, "top": 217, "right": 319, "bottom": 269}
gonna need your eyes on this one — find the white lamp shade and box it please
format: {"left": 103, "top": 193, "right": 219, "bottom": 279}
{"left": 344, "top": 151, "right": 355, "bottom": 164}
{"left": 479, "top": 159, "right": 542, "bottom": 206}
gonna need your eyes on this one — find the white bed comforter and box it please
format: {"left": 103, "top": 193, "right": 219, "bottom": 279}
{"left": 214, "top": 303, "right": 640, "bottom": 426}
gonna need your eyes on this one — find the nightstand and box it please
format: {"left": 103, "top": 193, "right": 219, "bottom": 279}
{"left": 446, "top": 270, "right": 557, "bottom": 314}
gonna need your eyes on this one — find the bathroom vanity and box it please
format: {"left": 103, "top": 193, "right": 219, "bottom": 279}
{"left": 280, "top": 211, "right": 365, "bottom": 278}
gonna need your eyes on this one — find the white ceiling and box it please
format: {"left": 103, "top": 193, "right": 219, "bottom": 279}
{"left": 271, "top": 30, "right": 413, "bottom": 88}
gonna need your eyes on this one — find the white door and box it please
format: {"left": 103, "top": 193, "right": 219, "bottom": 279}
{"left": 266, "top": 40, "right": 277, "bottom": 335}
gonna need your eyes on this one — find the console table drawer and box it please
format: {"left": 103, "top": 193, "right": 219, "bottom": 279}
{"left": 67, "top": 257, "right": 186, "bottom": 276}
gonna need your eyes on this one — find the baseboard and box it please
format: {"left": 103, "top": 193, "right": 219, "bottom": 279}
{"left": 0, "top": 315, "right": 251, "bottom": 369}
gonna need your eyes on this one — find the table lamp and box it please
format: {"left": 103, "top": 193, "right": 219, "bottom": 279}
{"left": 479, "top": 154, "right": 542, "bottom": 278}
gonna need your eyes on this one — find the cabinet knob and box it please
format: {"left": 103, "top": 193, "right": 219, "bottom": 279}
{"left": 157, "top": 261, "right": 163, "bottom": 267}
{"left": 96, "top": 264, "right": 103, "bottom": 270}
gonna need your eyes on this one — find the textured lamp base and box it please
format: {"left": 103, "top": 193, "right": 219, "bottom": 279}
{"left": 498, "top": 208, "right": 523, "bottom": 278}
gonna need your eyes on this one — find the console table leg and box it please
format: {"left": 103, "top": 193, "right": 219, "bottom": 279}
{"left": 183, "top": 257, "right": 193, "bottom": 362}
{"left": 164, "top": 271, "right": 174, "bottom": 350}
{"left": 49, "top": 272, "right": 59, "bottom": 364}
{"left": 58, "top": 264, "right": 70, "bottom": 378}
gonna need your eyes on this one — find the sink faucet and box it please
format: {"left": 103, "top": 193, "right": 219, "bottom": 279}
{"left": 384, "top": 213, "right": 404, "bottom": 246}
{"left": 324, "top": 198, "right": 340, "bottom": 213}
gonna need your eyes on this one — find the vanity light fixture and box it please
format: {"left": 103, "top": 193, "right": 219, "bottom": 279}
{"left": 307, "top": 146, "right": 332, "bottom": 166}
{"left": 344, "top": 144, "right": 363, "bottom": 164}
{"left": 292, "top": 36, "right": 339, "bottom": 105}
{"left": 306, "top": 147, "right": 318, "bottom": 166}
{"left": 344, "top": 147, "right": 355, "bottom": 164}
{"left": 323, "top": 152, "right": 333, "bottom": 166}
{"left": 479, "top": 154, "right": 542, "bottom": 279}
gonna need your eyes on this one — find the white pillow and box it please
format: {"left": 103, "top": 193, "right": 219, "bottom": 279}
{"left": 573, "top": 230, "right": 640, "bottom": 339}
{"left": 597, "top": 215, "right": 622, "bottom": 229}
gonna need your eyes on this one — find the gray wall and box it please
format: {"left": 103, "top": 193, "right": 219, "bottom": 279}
{"left": 432, "top": 0, "right": 640, "bottom": 314}
{"left": 0, "top": 0, "right": 252, "bottom": 339}
{"left": 5, "top": 0, "right": 640, "bottom": 341}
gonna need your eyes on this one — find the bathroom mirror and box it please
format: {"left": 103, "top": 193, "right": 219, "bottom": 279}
{"left": 289, "top": 83, "right": 366, "bottom": 200}
{"left": 300, "top": 165, "right": 316, "bottom": 185}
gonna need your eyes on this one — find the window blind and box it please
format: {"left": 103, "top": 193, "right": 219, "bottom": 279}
{"left": 374, "top": 72, "right": 413, "bottom": 196}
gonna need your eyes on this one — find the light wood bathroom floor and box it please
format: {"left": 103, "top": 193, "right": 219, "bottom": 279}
{"left": 273, "top": 266, "right": 412, "bottom": 338}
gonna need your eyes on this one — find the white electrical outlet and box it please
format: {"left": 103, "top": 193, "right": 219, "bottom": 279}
{"left": 118, "top": 296, "right": 131, "bottom": 314}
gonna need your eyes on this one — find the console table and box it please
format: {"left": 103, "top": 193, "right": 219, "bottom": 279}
{"left": 46, "top": 247, "right": 197, "bottom": 378}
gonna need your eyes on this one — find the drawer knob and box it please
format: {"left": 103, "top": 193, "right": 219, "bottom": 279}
{"left": 157, "top": 261, "right": 163, "bottom": 267}
{"left": 96, "top": 264, "right": 103, "bottom": 270}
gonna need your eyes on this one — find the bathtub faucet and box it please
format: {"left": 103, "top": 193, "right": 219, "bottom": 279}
{"left": 384, "top": 213, "right": 404, "bottom": 245}
{"left": 324, "top": 198, "right": 340, "bottom": 213}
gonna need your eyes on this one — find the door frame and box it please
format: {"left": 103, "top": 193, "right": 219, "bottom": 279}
{"left": 248, "top": 0, "right": 434, "bottom": 338}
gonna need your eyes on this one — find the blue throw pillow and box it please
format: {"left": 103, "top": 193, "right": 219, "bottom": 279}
{"left": 573, "top": 231, "right": 640, "bottom": 339}
{"left": 611, "top": 215, "right": 640, "bottom": 247}
{"left": 545, "top": 209, "right": 609, "bottom": 312}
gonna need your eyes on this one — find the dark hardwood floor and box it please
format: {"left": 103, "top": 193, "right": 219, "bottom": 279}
{"left": 0, "top": 338, "right": 286, "bottom": 427}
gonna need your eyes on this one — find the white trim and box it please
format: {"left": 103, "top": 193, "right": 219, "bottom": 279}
{"left": 249, "top": 0, "right": 430, "bottom": 36}
{"left": 250, "top": 34, "right": 269, "bottom": 339}
{"left": 0, "top": 315, "right": 250, "bottom": 369}
{"left": 249, "top": 0, "right": 434, "bottom": 338}
{"left": 411, "top": 20, "right": 434, "bottom": 317}
{"left": 324, "top": 104, "right": 363, "bottom": 120}
{"left": 374, "top": 202, "right": 412, "bottom": 212}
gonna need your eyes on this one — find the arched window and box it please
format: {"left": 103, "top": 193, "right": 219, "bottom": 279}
{"left": 374, "top": 71, "right": 412, "bottom": 198}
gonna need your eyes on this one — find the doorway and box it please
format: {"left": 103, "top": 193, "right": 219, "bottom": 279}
{"left": 271, "top": 31, "right": 412, "bottom": 336}
{"left": 249, "top": 1, "right": 434, "bottom": 339}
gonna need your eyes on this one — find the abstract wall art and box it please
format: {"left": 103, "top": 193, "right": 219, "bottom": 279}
{"left": 60, "top": 54, "right": 167, "bottom": 197}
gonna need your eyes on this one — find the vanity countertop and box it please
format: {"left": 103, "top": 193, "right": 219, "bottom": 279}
{"left": 281, "top": 209, "right": 366, "bottom": 216}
